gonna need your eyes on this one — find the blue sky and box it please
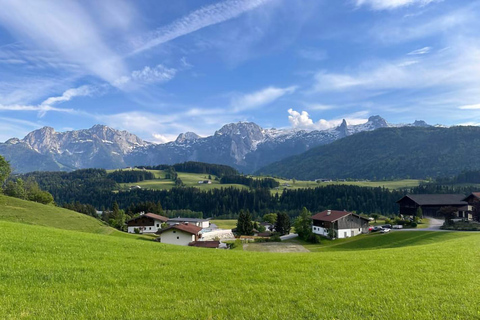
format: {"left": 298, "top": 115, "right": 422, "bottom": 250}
{"left": 1, "top": 0, "right": 479, "bottom": 142}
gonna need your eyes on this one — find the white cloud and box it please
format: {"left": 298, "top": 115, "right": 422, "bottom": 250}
{"left": 231, "top": 86, "right": 297, "bottom": 112}
{"left": 306, "top": 104, "right": 335, "bottom": 111}
{"left": 311, "top": 41, "right": 480, "bottom": 94}
{"left": 152, "top": 133, "right": 178, "bottom": 144}
{"left": 355, "top": 0, "right": 438, "bottom": 11}
{"left": 130, "top": 0, "right": 273, "bottom": 54}
{"left": 114, "top": 65, "right": 177, "bottom": 88}
{"left": 40, "top": 85, "right": 95, "bottom": 107}
{"left": 0, "top": 0, "right": 129, "bottom": 84}
{"left": 458, "top": 104, "right": 480, "bottom": 110}
{"left": 287, "top": 108, "right": 368, "bottom": 131}
{"left": 407, "top": 46, "right": 431, "bottom": 55}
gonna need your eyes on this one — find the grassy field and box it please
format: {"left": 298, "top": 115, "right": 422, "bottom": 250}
{"left": 0, "top": 194, "right": 153, "bottom": 240}
{"left": 114, "top": 169, "right": 423, "bottom": 192}
{"left": 271, "top": 178, "right": 424, "bottom": 193}
{"left": 118, "top": 170, "right": 247, "bottom": 191}
{"left": 210, "top": 219, "right": 237, "bottom": 229}
{"left": 1, "top": 219, "right": 480, "bottom": 319}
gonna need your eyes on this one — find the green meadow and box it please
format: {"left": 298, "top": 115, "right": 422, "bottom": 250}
{"left": 1, "top": 195, "right": 480, "bottom": 319}
{"left": 118, "top": 169, "right": 247, "bottom": 191}
{"left": 116, "top": 169, "right": 424, "bottom": 192}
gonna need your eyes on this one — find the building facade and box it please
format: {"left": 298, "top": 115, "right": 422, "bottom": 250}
{"left": 127, "top": 213, "right": 168, "bottom": 234}
{"left": 312, "top": 210, "right": 369, "bottom": 239}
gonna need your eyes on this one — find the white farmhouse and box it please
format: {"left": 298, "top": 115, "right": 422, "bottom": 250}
{"left": 156, "top": 223, "right": 203, "bottom": 246}
{"left": 312, "top": 210, "right": 369, "bottom": 239}
{"left": 126, "top": 213, "right": 168, "bottom": 234}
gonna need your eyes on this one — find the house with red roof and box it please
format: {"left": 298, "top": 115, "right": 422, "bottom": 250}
{"left": 311, "top": 210, "right": 369, "bottom": 239}
{"left": 126, "top": 212, "right": 168, "bottom": 234}
{"left": 156, "top": 223, "right": 203, "bottom": 246}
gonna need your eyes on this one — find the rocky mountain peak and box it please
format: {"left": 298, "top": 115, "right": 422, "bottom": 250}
{"left": 175, "top": 132, "right": 200, "bottom": 144}
{"left": 215, "top": 122, "right": 263, "bottom": 139}
{"left": 336, "top": 119, "right": 348, "bottom": 138}
{"left": 367, "top": 115, "right": 388, "bottom": 128}
{"left": 413, "top": 120, "right": 430, "bottom": 127}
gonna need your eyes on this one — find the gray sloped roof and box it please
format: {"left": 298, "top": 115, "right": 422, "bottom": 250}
{"left": 398, "top": 194, "right": 467, "bottom": 206}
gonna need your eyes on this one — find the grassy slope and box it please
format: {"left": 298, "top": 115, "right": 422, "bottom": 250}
{"left": 1, "top": 222, "right": 479, "bottom": 319}
{"left": 210, "top": 219, "right": 237, "bottom": 229}
{"left": 0, "top": 194, "right": 112, "bottom": 234}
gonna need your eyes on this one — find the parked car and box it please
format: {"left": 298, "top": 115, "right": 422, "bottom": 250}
{"left": 380, "top": 228, "right": 391, "bottom": 233}
{"left": 381, "top": 224, "right": 392, "bottom": 229}
{"left": 392, "top": 225, "right": 403, "bottom": 229}
{"left": 371, "top": 226, "right": 383, "bottom": 232}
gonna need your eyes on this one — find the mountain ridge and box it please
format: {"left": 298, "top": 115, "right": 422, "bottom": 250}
{"left": 0, "top": 116, "right": 430, "bottom": 173}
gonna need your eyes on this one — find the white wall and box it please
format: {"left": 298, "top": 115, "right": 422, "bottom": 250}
{"left": 312, "top": 226, "right": 364, "bottom": 239}
{"left": 337, "top": 228, "right": 364, "bottom": 239}
{"left": 127, "top": 219, "right": 163, "bottom": 234}
{"left": 160, "top": 230, "right": 196, "bottom": 246}
{"left": 312, "top": 226, "right": 329, "bottom": 237}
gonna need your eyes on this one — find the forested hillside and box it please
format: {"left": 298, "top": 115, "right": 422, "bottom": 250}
{"left": 257, "top": 126, "right": 480, "bottom": 180}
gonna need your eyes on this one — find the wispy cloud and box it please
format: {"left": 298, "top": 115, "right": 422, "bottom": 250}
{"left": 297, "top": 48, "right": 328, "bottom": 61}
{"left": 407, "top": 46, "right": 431, "bottom": 55}
{"left": 130, "top": 0, "right": 273, "bottom": 55}
{"left": 0, "top": 85, "right": 97, "bottom": 117}
{"left": 231, "top": 86, "right": 297, "bottom": 112}
{"left": 354, "top": 0, "right": 439, "bottom": 11}
{"left": 0, "top": 0, "right": 130, "bottom": 84}
{"left": 458, "top": 104, "right": 480, "bottom": 110}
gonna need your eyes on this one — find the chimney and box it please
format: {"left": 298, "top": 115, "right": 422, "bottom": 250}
{"left": 327, "top": 210, "right": 331, "bottom": 216}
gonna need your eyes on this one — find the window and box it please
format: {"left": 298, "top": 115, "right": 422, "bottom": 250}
{"left": 173, "top": 231, "right": 176, "bottom": 233}
{"left": 156, "top": 224, "right": 159, "bottom": 227}
{"left": 149, "top": 227, "right": 151, "bottom": 230}
{"left": 177, "top": 236, "right": 179, "bottom": 239}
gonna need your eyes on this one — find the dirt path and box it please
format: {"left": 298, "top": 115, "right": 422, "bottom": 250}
{"left": 243, "top": 242, "right": 309, "bottom": 253}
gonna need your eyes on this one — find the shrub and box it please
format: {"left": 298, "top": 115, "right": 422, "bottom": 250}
{"left": 270, "top": 234, "right": 282, "bottom": 242}
{"left": 409, "top": 222, "right": 417, "bottom": 228}
{"left": 134, "top": 228, "right": 140, "bottom": 234}
{"left": 307, "top": 233, "right": 321, "bottom": 244}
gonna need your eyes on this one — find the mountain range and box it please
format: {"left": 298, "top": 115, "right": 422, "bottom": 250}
{"left": 0, "top": 116, "right": 429, "bottom": 174}
{"left": 257, "top": 125, "right": 480, "bottom": 180}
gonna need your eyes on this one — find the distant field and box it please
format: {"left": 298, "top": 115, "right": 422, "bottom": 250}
{"left": 271, "top": 178, "right": 424, "bottom": 193}
{"left": 114, "top": 168, "right": 424, "bottom": 193}
{"left": 210, "top": 219, "right": 237, "bottom": 229}
{"left": 117, "top": 169, "right": 247, "bottom": 191}
{"left": 1, "top": 220, "right": 480, "bottom": 319}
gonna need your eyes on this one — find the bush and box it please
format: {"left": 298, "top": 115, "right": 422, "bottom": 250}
{"left": 307, "top": 233, "right": 321, "bottom": 244}
{"left": 409, "top": 222, "right": 417, "bottom": 228}
{"left": 134, "top": 228, "right": 140, "bottom": 234}
{"left": 270, "top": 234, "right": 282, "bottom": 242}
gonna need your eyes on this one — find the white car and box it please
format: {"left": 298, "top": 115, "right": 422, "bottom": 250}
{"left": 380, "top": 228, "right": 391, "bottom": 233}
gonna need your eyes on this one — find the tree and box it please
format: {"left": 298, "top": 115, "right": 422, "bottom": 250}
{"left": 275, "top": 213, "right": 291, "bottom": 236}
{"left": 371, "top": 214, "right": 379, "bottom": 224}
{"left": 415, "top": 207, "right": 423, "bottom": 220}
{"left": 0, "top": 155, "right": 10, "bottom": 188}
{"left": 236, "top": 210, "right": 253, "bottom": 235}
{"left": 294, "top": 207, "right": 312, "bottom": 240}
{"left": 263, "top": 213, "right": 277, "bottom": 224}
{"left": 110, "top": 201, "right": 127, "bottom": 230}
{"left": 438, "top": 206, "right": 457, "bottom": 225}
{"left": 4, "top": 179, "right": 26, "bottom": 199}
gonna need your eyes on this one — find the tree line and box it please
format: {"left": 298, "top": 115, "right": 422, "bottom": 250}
{"left": 107, "top": 170, "right": 156, "bottom": 183}
{"left": 220, "top": 175, "right": 279, "bottom": 189}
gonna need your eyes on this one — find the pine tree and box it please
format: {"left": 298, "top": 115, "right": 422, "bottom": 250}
{"left": 275, "top": 213, "right": 291, "bottom": 236}
{"left": 294, "top": 207, "right": 312, "bottom": 240}
{"left": 236, "top": 210, "right": 253, "bottom": 235}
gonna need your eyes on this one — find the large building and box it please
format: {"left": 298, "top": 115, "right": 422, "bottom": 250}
{"left": 312, "top": 210, "right": 369, "bottom": 239}
{"left": 156, "top": 223, "right": 203, "bottom": 246}
{"left": 167, "top": 218, "right": 210, "bottom": 228}
{"left": 396, "top": 194, "right": 470, "bottom": 218}
{"left": 126, "top": 213, "right": 169, "bottom": 234}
